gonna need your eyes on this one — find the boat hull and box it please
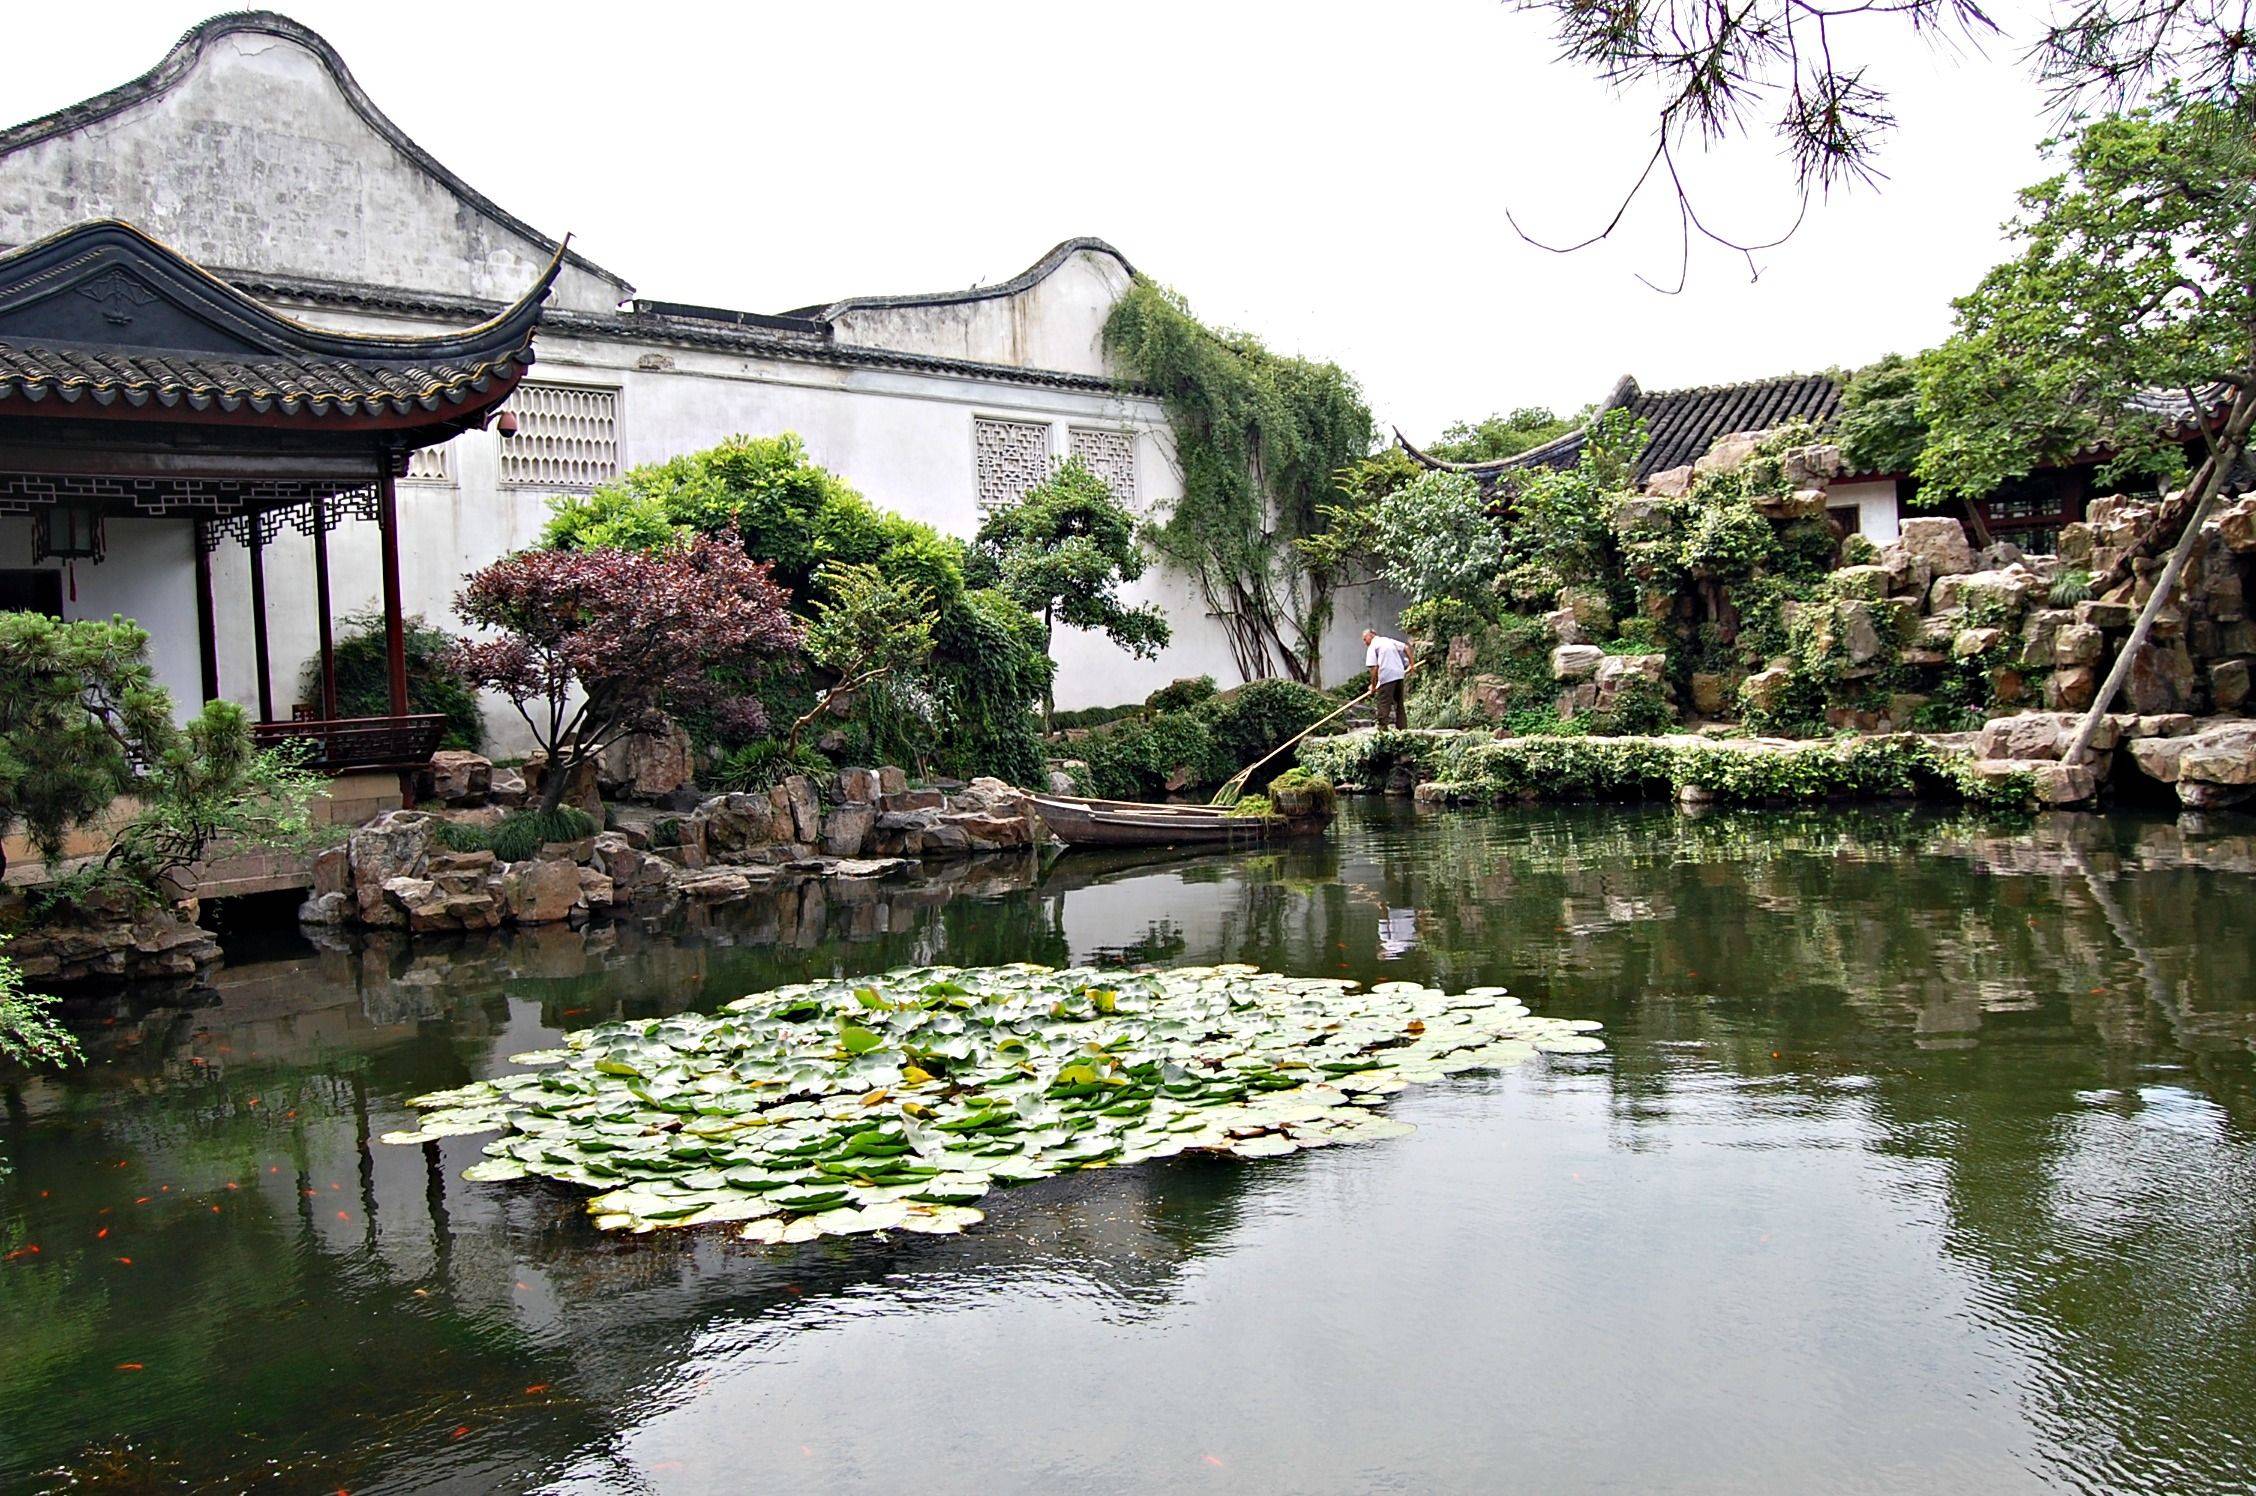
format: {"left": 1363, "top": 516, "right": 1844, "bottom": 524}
{"left": 1028, "top": 794, "right": 1277, "bottom": 848}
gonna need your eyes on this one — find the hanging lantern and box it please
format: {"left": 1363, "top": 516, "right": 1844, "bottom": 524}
{"left": 33, "top": 502, "right": 105, "bottom": 563}
{"left": 32, "top": 502, "right": 105, "bottom": 604}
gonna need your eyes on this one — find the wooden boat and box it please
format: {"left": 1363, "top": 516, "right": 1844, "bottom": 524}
{"left": 1028, "top": 793, "right": 1279, "bottom": 848}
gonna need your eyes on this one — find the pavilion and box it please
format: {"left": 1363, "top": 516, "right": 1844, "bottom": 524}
{"left": 0, "top": 219, "right": 553, "bottom": 801}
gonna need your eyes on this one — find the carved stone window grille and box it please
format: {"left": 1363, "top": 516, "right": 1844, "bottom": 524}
{"left": 402, "top": 441, "right": 453, "bottom": 484}
{"left": 974, "top": 417, "right": 1052, "bottom": 508}
{"left": 1068, "top": 427, "right": 1138, "bottom": 504}
{"left": 499, "top": 383, "right": 620, "bottom": 489}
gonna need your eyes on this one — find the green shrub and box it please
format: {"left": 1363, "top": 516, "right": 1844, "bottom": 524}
{"left": 1202, "top": 679, "right": 1334, "bottom": 767}
{"left": 434, "top": 806, "right": 598, "bottom": 862}
{"left": 1146, "top": 676, "right": 1219, "bottom": 714}
{"left": 305, "top": 611, "right": 485, "bottom": 751}
{"left": 1082, "top": 712, "right": 1224, "bottom": 800}
{"left": 2049, "top": 568, "right": 2095, "bottom": 607}
{"left": 712, "top": 739, "right": 832, "bottom": 792}
{"left": 1049, "top": 702, "right": 1143, "bottom": 732}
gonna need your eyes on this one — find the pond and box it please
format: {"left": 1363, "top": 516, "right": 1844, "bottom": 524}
{"left": 4, "top": 800, "right": 2255, "bottom": 1494}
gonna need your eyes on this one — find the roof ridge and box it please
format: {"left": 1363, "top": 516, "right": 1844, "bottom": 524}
{"left": 0, "top": 11, "right": 632, "bottom": 298}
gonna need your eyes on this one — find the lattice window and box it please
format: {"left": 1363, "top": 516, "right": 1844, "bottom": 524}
{"left": 499, "top": 383, "right": 620, "bottom": 489}
{"left": 1069, "top": 427, "right": 1137, "bottom": 504}
{"left": 402, "top": 441, "right": 453, "bottom": 484}
{"left": 974, "top": 417, "right": 1051, "bottom": 508}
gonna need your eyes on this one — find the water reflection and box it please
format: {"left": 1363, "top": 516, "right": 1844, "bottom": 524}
{"left": 2, "top": 803, "right": 2254, "bottom": 1492}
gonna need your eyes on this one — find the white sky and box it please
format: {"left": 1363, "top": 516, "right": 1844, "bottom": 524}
{"left": 2, "top": 0, "right": 2063, "bottom": 439}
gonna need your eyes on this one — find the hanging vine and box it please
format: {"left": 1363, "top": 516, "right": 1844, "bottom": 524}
{"left": 1101, "top": 277, "right": 1374, "bottom": 683}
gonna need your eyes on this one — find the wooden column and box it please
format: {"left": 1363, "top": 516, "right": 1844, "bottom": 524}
{"left": 191, "top": 518, "right": 220, "bottom": 703}
{"left": 377, "top": 468, "right": 409, "bottom": 717}
{"left": 312, "top": 493, "right": 338, "bottom": 719}
{"left": 246, "top": 515, "right": 275, "bottom": 722}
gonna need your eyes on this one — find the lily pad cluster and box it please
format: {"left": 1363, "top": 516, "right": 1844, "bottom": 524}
{"left": 384, "top": 963, "right": 1602, "bottom": 1242}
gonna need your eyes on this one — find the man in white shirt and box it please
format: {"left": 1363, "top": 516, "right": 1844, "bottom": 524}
{"left": 1363, "top": 628, "right": 1413, "bottom": 729}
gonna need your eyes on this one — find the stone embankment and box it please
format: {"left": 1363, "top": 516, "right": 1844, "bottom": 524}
{"left": 300, "top": 767, "right": 1049, "bottom": 935}
{"left": 1969, "top": 711, "right": 2256, "bottom": 810}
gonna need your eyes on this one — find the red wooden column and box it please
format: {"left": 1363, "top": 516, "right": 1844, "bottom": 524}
{"left": 246, "top": 512, "right": 275, "bottom": 722}
{"left": 376, "top": 468, "right": 409, "bottom": 717}
{"left": 312, "top": 493, "right": 338, "bottom": 719}
{"left": 191, "top": 518, "right": 220, "bottom": 703}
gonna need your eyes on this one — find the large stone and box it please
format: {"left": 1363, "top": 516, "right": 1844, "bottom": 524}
{"left": 2056, "top": 521, "right": 2095, "bottom": 564}
{"left": 2122, "top": 640, "right": 2196, "bottom": 715}
{"left": 2213, "top": 493, "right": 2256, "bottom": 553}
{"left": 1464, "top": 674, "right": 1513, "bottom": 722}
{"left": 1740, "top": 666, "right": 1791, "bottom": 716}
{"left": 502, "top": 857, "right": 581, "bottom": 925}
{"left": 576, "top": 867, "right": 616, "bottom": 912}
{"left": 2179, "top": 723, "right": 2256, "bottom": 786}
{"left": 2130, "top": 737, "right": 2193, "bottom": 784}
{"left": 1953, "top": 627, "right": 2004, "bottom": 660}
{"left": 1833, "top": 600, "right": 1895, "bottom": 667}
{"left": 604, "top": 719, "right": 696, "bottom": 801}
{"left": 1642, "top": 465, "right": 1695, "bottom": 500}
{"left": 1543, "top": 607, "right": 1586, "bottom": 646}
{"left": 1893, "top": 517, "right": 1976, "bottom": 578}
{"left": 1779, "top": 442, "right": 1844, "bottom": 487}
{"left": 672, "top": 869, "right": 754, "bottom": 904}
{"left": 1693, "top": 429, "right": 1770, "bottom": 477}
{"left": 311, "top": 844, "right": 351, "bottom": 898}
{"left": 822, "top": 802, "right": 876, "bottom": 856}
{"left": 2053, "top": 624, "right": 2104, "bottom": 667}
{"left": 876, "top": 765, "right": 909, "bottom": 797}
{"left": 1557, "top": 584, "right": 1615, "bottom": 636}
{"left": 381, "top": 875, "right": 455, "bottom": 932}
{"left": 1830, "top": 565, "right": 1893, "bottom": 602}
{"left": 2211, "top": 658, "right": 2251, "bottom": 712}
{"left": 488, "top": 767, "right": 527, "bottom": 809}
{"left": 1930, "top": 567, "right": 2043, "bottom": 617}
{"left": 2046, "top": 666, "right": 2098, "bottom": 712}
{"left": 1972, "top": 758, "right": 2098, "bottom": 806}
{"left": 1550, "top": 644, "right": 1604, "bottom": 681}
{"left": 774, "top": 774, "right": 822, "bottom": 844}
{"left": 836, "top": 768, "right": 880, "bottom": 804}
{"left": 2019, "top": 608, "right": 2074, "bottom": 670}
{"left": 428, "top": 750, "right": 492, "bottom": 805}
{"left": 2075, "top": 599, "right": 2135, "bottom": 630}
{"left": 347, "top": 811, "right": 437, "bottom": 926}
{"left": 1751, "top": 487, "right": 1828, "bottom": 520}
{"left": 1688, "top": 671, "right": 1738, "bottom": 717}
{"left": 696, "top": 792, "right": 775, "bottom": 855}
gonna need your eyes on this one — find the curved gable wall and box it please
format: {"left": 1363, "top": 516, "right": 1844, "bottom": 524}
{"left": 822, "top": 246, "right": 1134, "bottom": 378}
{"left": 0, "top": 25, "right": 624, "bottom": 315}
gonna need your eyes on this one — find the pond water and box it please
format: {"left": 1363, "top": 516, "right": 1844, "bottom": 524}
{"left": 4, "top": 800, "right": 2256, "bottom": 1494}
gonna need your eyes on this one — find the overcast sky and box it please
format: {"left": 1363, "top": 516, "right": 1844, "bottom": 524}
{"left": 3, "top": 1, "right": 2060, "bottom": 439}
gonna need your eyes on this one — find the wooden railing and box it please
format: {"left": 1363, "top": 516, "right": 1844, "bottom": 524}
{"left": 253, "top": 712, "right": 446, "bottom": 773}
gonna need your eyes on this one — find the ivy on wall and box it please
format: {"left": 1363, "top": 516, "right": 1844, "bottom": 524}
{"left": 1101, "top": 278, "right": 1375, "bottom": 684}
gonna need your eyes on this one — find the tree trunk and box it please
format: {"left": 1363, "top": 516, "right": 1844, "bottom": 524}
{"left": 1041, "top": 601, "right": 1055, "bottom": 735}
{"left": 539, "top": 753, "right": 573, "bottom": 815}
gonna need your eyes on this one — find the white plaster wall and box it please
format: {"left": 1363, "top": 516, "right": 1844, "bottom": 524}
{"left": 822, "top": 248, "right": 1133, "bottom": 378}
{"left": 1829, "top": 479, "right": 1904, "bottom": 546}
{"left": 0, "top": 515, "right": 202, "bottom": 719}
{"left": 0, "top": 25, "right": 623, "bottom": 313}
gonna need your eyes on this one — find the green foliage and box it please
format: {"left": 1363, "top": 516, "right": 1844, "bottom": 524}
{"left": 0, "top": 939, "right": 76, "bottom": 1071}
{"left": 1047, "top": 701, "right": 1143, "bottom": 733}
{"left": 545, "top": 437, "right": 1054, "bottom": 785}
{"left": 432, "top": 806, "right": 598, "bottom": 863}
{"left": 1103, "top": 277, "right": 1375, "bottom": 682}
{"left": 792, "top": 561, "right": 938, "bottom": 749}
{"left": 306, "top": 612, "right": 484, "bottom": 752}
{"left": 2049, "top": 568, "right": 2095, "bottom": 606}
{"left": 712, "top": 739, "right": 832, "bottom": 793}
{"left": 1425, "top": 407, "right": 1576, "bottom": 463}
{"left": 1304, "top": 728, "right": 2035, "bottom": 813}
{"left": 1499, "top": 408, "right": 1647, "bottom": 607}
{"left": 1367, "top": 470, "right": 1506, "bottom": 609}
{"left": 0, "top": 614, "right": 321, "bottom": 892}
{"left": 1079, "top": 678, "right": 1335, "bottom": 800}
{"left": 977, "top": 457, "right": 1169, "bottom": 663}
{"left": 1835, "top": 354, "right": 1931, "bottom": 477}
{"left": 1917, "top": 89, "right": 2255, "bottom": 501}
{"left": 1146, "top": 676, "right": 1218, "bottom": 714}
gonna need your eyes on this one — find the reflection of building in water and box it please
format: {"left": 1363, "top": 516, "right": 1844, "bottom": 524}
{"left": 1379, "top": 906, "right": 1418, "bottom": 959}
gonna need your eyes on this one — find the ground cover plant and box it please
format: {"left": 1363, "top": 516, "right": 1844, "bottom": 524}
{"left": 388, "top": 962, "right": 1603, "bottom": 1242}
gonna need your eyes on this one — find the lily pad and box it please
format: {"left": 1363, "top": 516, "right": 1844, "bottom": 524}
{"left": 389, "top": 963, "right": 1601, "bottom": 1242}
